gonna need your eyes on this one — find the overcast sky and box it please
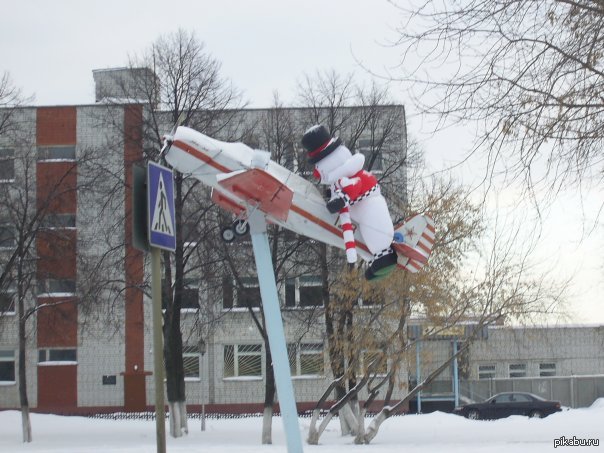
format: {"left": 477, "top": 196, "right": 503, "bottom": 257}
{"left": 2, "top": 0, "right": 602, "bottom": 323}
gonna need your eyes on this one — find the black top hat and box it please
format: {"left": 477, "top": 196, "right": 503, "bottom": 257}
{"left": 302, "top": 125, "right": 341, "bottom": 164}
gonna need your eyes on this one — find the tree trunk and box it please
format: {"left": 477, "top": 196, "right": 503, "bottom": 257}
{"left": 20, "top": 405, "right": 32, "bottom": 443}
{"left": 164, "top": 292, "right": 187, "bottom": 438}
{"left": 339, "top": 403, "right": 357, "bottom": 436}
{"left": 364, "top": 343, "right": 470, "bottom": 444}
{"left": 262, "top": 406, "right": 273, "bottom": 445}
{"left": 168, "top": 400, "right": 188, "bottom": 437}
{"left": 18, "top": 287, "right": 31, "bottom": 442}
{"left": 262, "top": 345, "right": 275, "bottom": 444}
{"left": 319, "top": 243, "right": 352, "bottom": 436}
{"left": 164, "top": 174, "right": 189, "bottom": 438}
{"left": 354, "top": 406, "right": 367, "bottom": 445}
{"left": 307, "top": 376, "right": 344, "bottom": 444}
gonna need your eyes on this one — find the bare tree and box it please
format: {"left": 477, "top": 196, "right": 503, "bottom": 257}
{"left": 0, "top": 123, "right": 104, "bottom": 442}
{"left": 306, "top": 175, "right": 566, "bottom": 445}
{"left": 297, "top": 70, "right": 409, "bottom": 436}
{"left": 390, "top": 0, "right": 604, "bottom": 199}
{"left": 0, "top": 72, "right": 31, "bottom": 136}
{"left": 102, "top": 29, "right": 246, "bottom": 437}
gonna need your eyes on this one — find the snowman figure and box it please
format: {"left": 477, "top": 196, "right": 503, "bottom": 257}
{"left": 302, "top": 124, "right": 398, "bottom": 280}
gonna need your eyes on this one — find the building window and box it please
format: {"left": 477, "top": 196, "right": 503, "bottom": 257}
{"left": 223, "top": 344, "right": 262, "bottom": 378}
{"left": 539, "top": 362, "right": 556, "bottom": 377}
{"left": 357, "top": 139, "right": 383, "bottom": 172}
{"left": 38, "top": 348, "right": 77, "bottom": 364}
{"left": 509, "top": 363, "right": 527, "bottom": 378}
{"left": 183, "top": 346, "right": 200, "bottom": 379}
{"left": 161, "top": 279, "right": 199, "bottom": 311}
{"left": 288, "top": 343, "right": 324, "bottom": 376}
{"left": 222, "top": 276, "right": 234, "bottom": 309}
{"left": 0, "top": 350, "right": 15, "bottom": 382}
{"left": 37, "top": 278, "right": 76, "bottom": 296}
{"left": 0, "top": 283, "right": 16, "bottom": 314}
{"left": 284, "top": 275, "right": 322, "bottom": 308}
{"left": 236, "top": 277, "right": 261, "bottom": 309}
{"left": 181, "top": 279, "right": 199, "bottom": 310}
{"left": 40, "top": 213, "right": 76, "bottom": 229}
{"left": 0, "top": 224, "right": 16, "bottom": 249}
{"left": 478, "top": 364, "right": 496, "bottom": 379}
{"left": 37, "top": 146, "right": 76, "bottom": 161}
{"left": 361, "top": 348, "right": 388, "bottom": 376}
{"left": 0, "top": 148, "right": 15, "bottom": 181}
{"left": 181, "top": 220, "right": 199, "bottom": 247}
{"left": 282, "top": 142, "right": 296, "bottom": 171}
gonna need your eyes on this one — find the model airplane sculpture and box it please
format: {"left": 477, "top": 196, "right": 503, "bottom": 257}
{"left": 163, "top": 126, "right": 434, "bottom": 279}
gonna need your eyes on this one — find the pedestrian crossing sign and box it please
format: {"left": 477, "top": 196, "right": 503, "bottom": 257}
{"left": 148, "top": 161, "right": 176, "bottom": 251}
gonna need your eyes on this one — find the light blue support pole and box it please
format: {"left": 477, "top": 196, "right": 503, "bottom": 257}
{"left": 416, "top": 340, "right": 422, "bottom": 414}
{"left": 248, "top": 211, "right": 303, "bottom": 453}
{"left": 453, "top": 338, "right": 460, "bottom": 408}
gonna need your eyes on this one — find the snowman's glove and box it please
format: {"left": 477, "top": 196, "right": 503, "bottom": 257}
{"left": 337, "top": 176, "right": 355, "bottom": 187}
{"left": 327, "top": 196, "right": 347, "bottom": 214}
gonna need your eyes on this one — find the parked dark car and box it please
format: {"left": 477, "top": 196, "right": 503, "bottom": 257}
{"left": 454, "top": 392, "right": 562, "bottom": 420}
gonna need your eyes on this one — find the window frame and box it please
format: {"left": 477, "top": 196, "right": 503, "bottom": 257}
{"left": 284, "top": 275, "right": 323, "bottom": 309}
{"left": 37, "top": 146, "right": 76, "bottom": 162}
{"left": 357, "top": 139, "right": 384, "bottom": 173}
{"left": 40, "top": 213, "right": 76, "bottom": 230}
{"left": 478, "top": 363, "right": 496, "bottom": 380}
{"left": 183, "top": 346, "right": 201, "bottom": 380}
{"left": 0, "top": 282, "right": 16, "bottom": 315}
{"left": 38, "top": 348, "right": 77, "bottom": 365}
{"left": 0, "top": 148, "right": 15, "bottom": 182}
{"left": 180, "top": 279, "right": 200, "bottom": 312}
{"left": 234, "top": 277, "right": 261, "bottom": 310}
{"left": 288, "top": 342, "right": 324, "bottom": 378}
{"left": 0, "top": 223, "right": 17, "bottom": 249}
{"left": 37, "top": 278, "right": 76, "bottom": 297}
{"left": 539, "top": 362, "right": 557, "bottom": 377}
{"left": 508, "top": 363, "right": 527, "bottom": 378}
{"left": 223, "top": 344, "right": 263, "bottom": 379}
{"left": 0, "top": 349, "right": 16, "bottom": 383}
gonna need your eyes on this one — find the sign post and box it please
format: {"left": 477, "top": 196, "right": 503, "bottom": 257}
{"left": 248, "top": 210, "right": 303, "bottom": 453}
{"left": 147, "top": 161, "right": 176, "bottom": 453}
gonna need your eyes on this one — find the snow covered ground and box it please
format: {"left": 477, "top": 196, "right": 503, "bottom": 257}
{"left": 1, "top": 402, "right": 603, "bottom": 453}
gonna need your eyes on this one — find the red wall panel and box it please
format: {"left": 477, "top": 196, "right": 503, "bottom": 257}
{"left": 37, "top": 298, "right": 77, "bottom": 348}
{"left": 36, "top": 107, "right": 77, "bottom": 146}
{"left": 37, "top": 365, "right": 77, "bottom": 409}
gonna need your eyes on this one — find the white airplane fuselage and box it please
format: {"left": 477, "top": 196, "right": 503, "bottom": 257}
{"left": 164, "top": 126, "right": 374, "bottom": 260}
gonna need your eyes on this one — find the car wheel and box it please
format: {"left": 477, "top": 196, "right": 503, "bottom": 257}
{"left": 529, "top": 410, "right": 543, "bottom": 419}
{"left": 467, "top": 409, "right": 480, "bottom": 420}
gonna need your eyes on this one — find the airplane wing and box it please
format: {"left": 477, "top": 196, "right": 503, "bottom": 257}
{"left": 165, "top": 126, "right": 374, "bottom": 261}
{"left": 216, "top": 168, "right": 293, "bottom": 222}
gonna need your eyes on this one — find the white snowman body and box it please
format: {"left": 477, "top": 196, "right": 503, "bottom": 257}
{"left": 313, "top": 144, "right": 394, "bottom": 258}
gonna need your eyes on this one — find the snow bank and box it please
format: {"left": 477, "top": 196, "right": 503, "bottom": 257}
{"left": 590, "top": 397, "right": 604, "bottom": 409}
{"left": 0, "top": 405, "right": 602, "bottom": 453}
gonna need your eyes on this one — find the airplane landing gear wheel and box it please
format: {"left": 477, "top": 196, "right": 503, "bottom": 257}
{"left": 233, "top": 219, "right": 250, "bottom": 236}
{"left": 221, "top": 227, "right": 236, "bottom": 243}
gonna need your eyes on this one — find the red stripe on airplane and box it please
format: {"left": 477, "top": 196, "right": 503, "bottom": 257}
{"left": 174, "top": 139, "right": 372, "bottom": 255}
{"left": 173, "top": 140, "right": 231, "bottom": 173}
